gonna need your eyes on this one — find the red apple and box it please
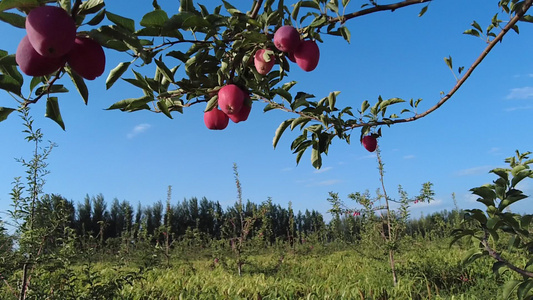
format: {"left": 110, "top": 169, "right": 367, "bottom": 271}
{"left": 229, "top": 92, "right": 252, "bottom": 123}
{"left": 204, "top": 107, "right": 229, "bottom": 130}
{"left": 273, "top": 25, "right": 301, "bottom": 53}
{"left": 293, "top": 40, "right": 320, "bottom": 72}
{"left": 361, "top": 135, "right": 377, "bottom": 152}
{"left": 254, "top": 49, "right": 275, "bottom": 75}
{"left": 286, "top": 52, "right": 296, "bottom": 63}
{"left": 218, "top": 84, "right": 244, "bottom": 115}
{"left": 25, "top": 6, "right": 76, "bottom": 58}
{"left": 67, "top": 36, "right": 106, "bottom": 80}
{"left": 16, "top": 35, "right": 65, "bottom": 76}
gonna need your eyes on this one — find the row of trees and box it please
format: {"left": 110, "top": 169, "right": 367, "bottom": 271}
{"left": 4, "top": 189, "right": 463, "bottom": 252}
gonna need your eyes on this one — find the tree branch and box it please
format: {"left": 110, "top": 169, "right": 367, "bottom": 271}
{"left": 250, "top": 0, "right": 264, "bottom": 19}
{"left": 347, "top": 0, "right": 533, "bottom": 129}
{"left": 482, "top": 229, "right": 533, "bottom": 278}
{"left": 329, "top": 0, "right": 432, "bottom": 24}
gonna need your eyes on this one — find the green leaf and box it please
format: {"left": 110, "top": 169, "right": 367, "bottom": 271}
{"left": 462, "top": 248, "right": 483, "bottom": 265}
{"left": 418, "top": 5, "right": 428, "bottom": 17}
{"left": 0, "top": 0, "right": 38, "bottom": 12}
{"left": 35, "top": 84, "right": 68, "bottom": 96}
{"left": 470, "top": 186, "right": 496, "bottom": 206}
{"left": 179, "top": 0, "right": 195, "bottom": 12}
{"left": 273, "top": 119, "right": 293, "bottom": 149}
{"left": 86, "top": 9, "right": 106, "bottom": 26}
{"left": 309, "top": 15, "right": 327, "bottom": 27}
{"left": 522, "top": 15, "right": 533, "bottom": 23}
{"left": 0, "top": 12, "right": 25, "bottom": 28}
{"left": 274, "top": 88, "right": 292, "bottom": 102}
{"left": 339, "top": 26, "right": 350, "bottom": 43}
{"left": 292, "top": 1, "right": 302, "bottom": 21}
{"left": 511, "top": 169, "right": 533, "bottom": 188}
{"left": 66, "top": 68, "right": 89, "bottom": 105}
{"left": 157, "top": 99, "right": 172, "bottom": 119}
{"left": 311, "top": 142, "right": 322, "bottom": 169}
{"left": 492, "top": 261, "right": 506, "bottom": 276}
{"left": 327, "top": 91, "right": 339, "bottom": 111}
{"left": 78, "top": 0, "right": 104, "bottom": 15}
{"left": 106, "top": 96, "right": 153, "bottom": 111}
{"left": 154, "top": 57, "right": 174, "bottom": 84}
{"left": 28, "top": 77, "right": 42, "bottom": 92}
{"left": 106, "top": 11, "right": 135, "bottom": 32}
{"left": 204, "top": 95, "right": 218, "bottom": 112}
{"left": 517, "top": 280, "right": 533, "bottom": 300}
{"left": 0, "top": 74, "right": 21, "bottom": 95}
{"left": 503, "top": 280, "right": 521, "bottom": 299}
{"left": 463, "top": 29, "right": 480, "bottom": 37}
{"left": 0, "top": 107, "right": 15, "bottom": 122}
{"left": 45, "top": 97, "right": 65, "bottom": 130}
{"left": 221, "top": 0, "right": 240, "bottom": 15}
{"left": 360, "top": 100, "right": 370, "bottom": 113}
{"left": 300, "top": 1, "right": 320, "bottom": 9}
{"left": 140, "top": 9, "right": 169, "bottom": 27}
{"left": 472, "top": 20, "right": 482, "bottom": 32}
{"left": 444, "top": 56, "right": 453, "bottom": 70}
{"left": 106, "top": 62, "right": 131, "bottom": 89}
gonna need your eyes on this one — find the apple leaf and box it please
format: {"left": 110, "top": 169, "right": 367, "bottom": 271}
{"left": 464, "top": 29, "right": 480, "bottom": 37}
{"left": 157, "top": 99, "right": 173, "bottom": 119}
{"left": 0, "top": 0, "right": 38, "bottom": 12}
{"left": 418, "top": 5, "right": 428, "bottom": 17}
{"left": 67, "top": 68, "right": 89, "bottom": 105}
{"left": 273, "top": 119, "right": 293, "bottom": 149}
{"left": 311, "top": 142, "right": 322, "bottom": 169}
{"left": 86, "top": 9, "right": 106, "bottom": 26}
{"left": 339, "top": 26, "right": 351, "bottom": 43}
{"left": 502, "top": 280, "right": 521, "bottom": 300}
{"left": 79, "top": 0, "right": 104, "bottom": 15}
{"left": 140, "top": 9, "right": 169, "bottom": 27}
{"left": 106, "top": 62, "right": 131, "bottom": 90}
{"left": 154, "top": 57, "right": 175, "bottom": 84}
{"left": 0, "top": 12, "right": 25, "bottom": 28}
{"left": 292, "top": 1, "right": 301, "bottom": 21}
{"left": 300, "top": 1, "right": 320, "bottom": 10}
{"left": 106, "top": 96, "right": 153, "bottom": 111}
{"left": 45, "top": 97, "right": 65, "bottom": 130}
{"left": 0, "top": 74, "right": 21, "bottom": 95}
{"left": 106, "top": 11, "right": 136, "bottom": 32}
{"left": 444, "top": 56, "right": 453, "bottom": 70}
{"left": 204, "top": 95, "right": 218, "bottom": 112}
{"left": 35, "top": 85, "right": 68, "bottom": 96}
{"left": 0, "top": 107, "right": 15, "bottom": 122}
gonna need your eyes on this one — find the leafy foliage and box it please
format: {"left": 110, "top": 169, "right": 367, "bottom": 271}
{"left": 1, "top": 0, "right": 532, "bottom": 167}
{"left": 452, "top": 151, "right": 533, "bottom": 299}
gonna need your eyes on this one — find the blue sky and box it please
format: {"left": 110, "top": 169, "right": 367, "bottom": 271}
{"left": 1, "top": 0, "right": 532, "bottom": 225}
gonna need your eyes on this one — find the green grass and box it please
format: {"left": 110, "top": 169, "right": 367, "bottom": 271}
{"left": 0, "top": 238, "right": 520, "bottom": 299}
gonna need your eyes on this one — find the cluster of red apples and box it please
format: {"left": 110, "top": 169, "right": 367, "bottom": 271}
{"left": 204, "top": 84, "right": 252, "bottom": 130}
{"left": 254, "top": 25, "right": 320, "bottom": 75}
{"left": 205, "top": 25, "right": 320, "bottom": 130}
{"left": 15, "top": 6, "right": 105, "bottom": 80}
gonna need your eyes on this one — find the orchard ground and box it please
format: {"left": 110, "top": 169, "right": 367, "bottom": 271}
{"left": 1, "top": 0, "right": 532, "bottom": 229}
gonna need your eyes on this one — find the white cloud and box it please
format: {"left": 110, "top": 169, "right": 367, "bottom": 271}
{"left": 316, "top": 179, "right": 342, "bottom": 186}
{"left": 359, "top": 154, "right": 377, "bottom": 160}
{"left": 455, "top": 165, "right": 492, "bottom": 176}
{"left": 314, "top": 166, "right": 333, "bottom": 174}
{"left": 506, "top": 87, "right": 533, "bottom": 100}
{"left": 488, "top": 147, "right": 501, "bottom": 155}
{"left": 504, "top": 105, "right": 533, "bottom": 112}
{"left": 127, "top": 123, "right": 151, "bottom": 139}
{"left": 412, "top": 199, "right": 443, "bottom": 208}
{"left": 403, "top": 155, "right": 415, "bottom": 160}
